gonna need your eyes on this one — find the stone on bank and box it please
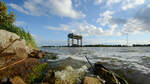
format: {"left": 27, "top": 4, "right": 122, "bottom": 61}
{"left": 0, "top": 29, "right": 30, "bottom": 67}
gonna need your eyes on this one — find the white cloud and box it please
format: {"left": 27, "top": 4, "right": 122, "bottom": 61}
{"left": 106, "top": 0, "right": 121, "bottom": 6}
{"left": 122, "top": 5, "right": 150, "bottom": 34}
{"left": 14, "top": 21, "right": 26, "bottom": 27}
{"left": 96, "top": 10, "right": 121, "bottom": 36}
{"left": 47, "top": 21, "right": 119, "bottom": 36}
{"left": 97, "top": 10, "right": 114, "bottom": 26}
{"left": 9, "top": 4, "right": 29, "bottom": 15}
{"left": 47, "top": 24, "right": 76, "bottom": 33}
{"left": 74, "top": 0, "right": 81, "bottom": 7}
{"left": 94, "top": 0, "right": 102, "bottom": 5}
{"left": 135, "top": 0, "right": 145, "bottom": 5}
{"left": 94, "top": 0, "right": 121, "bottom": 6}
{"left": 9, "top": 0, "right": 85, "bottom": 19}
{"left": 122, "top": 19, "right": 144, "bottom": 34}
{"left": 147, "top": 4, "right": 150, "bottom": 8}
{"left": 94, "top": 0, "right": 144, "bottom": 9}
{"left": 122, "top": 0, "right": 145, "bottom": 10}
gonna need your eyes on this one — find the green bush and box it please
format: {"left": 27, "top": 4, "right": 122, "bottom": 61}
{"left": 28, "top": 63, "right": 48, "bottom": 83}
{"left": 0, "top": 23, "right": 37, "bottom": 48}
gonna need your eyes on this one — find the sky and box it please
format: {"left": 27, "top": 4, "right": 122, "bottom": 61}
{"left": 3, "top": 0, "right": 150, "bottom": 46}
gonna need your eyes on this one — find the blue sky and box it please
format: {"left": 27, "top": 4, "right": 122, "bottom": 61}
{"left": 3, "top": 0, "right": 150, "bottom": 46}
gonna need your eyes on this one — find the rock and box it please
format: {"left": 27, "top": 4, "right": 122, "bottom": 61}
{"left": 0, "top": 29, "right": 30, "bottom": 57}
{"left": 42, "top": 70, "right": 56, "bottom": 83}
{"left": 42, "top": 70, "right": 70, "bottom": 84}
{"left": 43, "top": 65, "right": 87, "bottom": 84}
{"left": 0, "top": 78, "right": 11, "bottom": 84}
{"left": 55, "top": 80, "right": 69, "bottom": 84}
{"left": 28, "top": 49, "right": 45, "bottom": 59}
{"left": 94, "top": 62, "right": 128, "bottom": 84}
{"left": 0, "top": 58, "right": 40, "bottom": 81}
{"left": 82, "top": 77, "right": 103, "bottom": 84}
{"left": 0, "top": 29, "right": 30, "bottom": 67}
{"left": 10, "top": 76, "right": 26, "bottom": 84}
{"left": 41, "top": 83, "right": 49, "bottom": 84}
{"left": 45, "top": 52, "right": 57, "bottom": 60}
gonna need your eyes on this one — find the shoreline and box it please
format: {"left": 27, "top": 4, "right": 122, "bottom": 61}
{"left": 41, "top": 46, "right": 150, "bottom": 48}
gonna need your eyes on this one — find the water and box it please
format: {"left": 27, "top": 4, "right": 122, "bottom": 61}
{"left": 41, "top": 47, "right": 150, "bottom": 84}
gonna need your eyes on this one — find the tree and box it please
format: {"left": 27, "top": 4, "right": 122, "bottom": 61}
{"left": 0, "top": 0, "right": 15, "bottom": 26}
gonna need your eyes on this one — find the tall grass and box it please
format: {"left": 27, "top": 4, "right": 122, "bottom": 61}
{"left": 0, "top": 23, "right": 37, "bottom": 49}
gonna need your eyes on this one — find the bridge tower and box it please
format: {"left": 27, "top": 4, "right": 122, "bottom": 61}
{"left": 67, "top": 33, "right": 82, "bottom": 47}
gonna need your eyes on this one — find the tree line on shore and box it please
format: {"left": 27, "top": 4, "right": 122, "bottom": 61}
{"left": 42, "top": 44, "right": 150, "bottom": 47}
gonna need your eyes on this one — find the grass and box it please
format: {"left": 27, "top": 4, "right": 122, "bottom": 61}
{"left": 0, "top": 23, "right": 37, "bottom": 49}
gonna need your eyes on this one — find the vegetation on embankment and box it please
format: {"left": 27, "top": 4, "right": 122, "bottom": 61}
{"left": 0, "top": 1, "right": 37, "bottom": 49}
{"left": 27, "top": 63, "right": 48, "bottom": 83}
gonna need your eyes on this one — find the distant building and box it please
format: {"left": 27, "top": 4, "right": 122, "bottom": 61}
{"left": 67, "top": 33, "right": 82, "bottom": 47}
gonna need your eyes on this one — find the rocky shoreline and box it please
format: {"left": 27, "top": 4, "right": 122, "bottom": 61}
{"left": 0, "top": 30, "right": 128, "bottom": 84}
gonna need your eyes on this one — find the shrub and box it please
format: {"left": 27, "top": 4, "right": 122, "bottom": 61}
{"left": 28, "top": 63, "right": 48, "bottom": 83}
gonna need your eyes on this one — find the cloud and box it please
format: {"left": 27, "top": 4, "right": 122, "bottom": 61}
{"left": 96, "top": 10, "right": 122, "bottom": 36}
{"left": 9, "top": 3, "right": 29, "bottom": 15}
{"left": 94, "top": 0, "right": 102, "bottom": 5}
{"left": 147, "top": 4, "right": 150, "bottom": 8}
{"left": 74, "top": 0, "right": 81, "bottom": 7}
{"left": 122, "top": 19, "right": 144, "bottom": 34}
{"left": 96, "top": 5, "right": 150, "bottom": 35}
{"left": 135, "top": 5, "right": 150, "bottom": 25}
{"left": 14, "top": 21, "right": 26, "bottom": 27}
{"left": 122, "top": 0, "right": 145, "bottom": 10}
{"left": 47, "top": 21, "right": 120, "bottom": 36}
{"left": 96, "top": 10, "right": 127, "bottom": 26}
{"left": 47, "top": 24, "right": 76, "bottom": 33}
{"left": 122, "top": 5, "right": 150, "bottom": 34}
{"left": 94, "top": 0, "right": 121, "bottom": 6}
{"left": 106, "top": 0, "right": 121, "bottom": 6}
{"left": 111, "top": 18, "right": 127, "bottom": 24}
{"left": 97, "top": 10, "right": 114, "bottom": 26}
{"left": 8, "top": 0, "right": 85, "bottom": 19}
{"left": 94, "top": 0, "right": 145, "bottom": 11}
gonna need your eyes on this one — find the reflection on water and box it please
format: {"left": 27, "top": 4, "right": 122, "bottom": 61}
{"left": 41, "top": 47, "right": 150, "bottom": 84}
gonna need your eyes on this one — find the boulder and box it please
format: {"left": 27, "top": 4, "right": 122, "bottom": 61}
{"left": 94, "top": 62, "right": 128, "bottom": 84}
{"left": 10, "top": 76, "right": 26, "bottom": 84}
{"left": 44, "top": 52, "right": 58, "bottom": 60}
{"left": 28, "top": 49, "right": 45, "bottom": 59}
{"left": 0, "top": 29, "right": 30, "bottom": 67}
{"left": 42, "top": 70, "right": 70, "bottom": 84}
{"left": 42, "top": 65, "right": 87, "bottom": 84}
{"left": 0, "top": 58, "right": 40, "bottom": 80}
{"left": 55, "top": 80, "right": 69, "bottom": 84}
{"left": 82, "top": 76, "right": 103, "bottom": 84}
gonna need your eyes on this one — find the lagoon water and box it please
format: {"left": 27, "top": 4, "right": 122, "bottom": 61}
{"left": 41, "top": 47, "right": 150, "bottom": 84}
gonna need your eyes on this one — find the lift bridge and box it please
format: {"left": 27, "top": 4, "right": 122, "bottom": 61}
{"left": 67, "top": 33, "right": 82, "bottom": 47}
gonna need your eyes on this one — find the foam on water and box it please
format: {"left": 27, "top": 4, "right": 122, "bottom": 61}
{"left": 129, "top": 63, "right": 150, "bottom": 74}
{"left": 41, "top": 47, "right": 150, "bottom": 74}
{"left": 55, "top": 65, "right": 88, "bottom": 84}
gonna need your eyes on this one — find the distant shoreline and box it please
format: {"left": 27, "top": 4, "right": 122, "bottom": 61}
{"left": 41, "top": 45, "right": 150, "bottom": 48}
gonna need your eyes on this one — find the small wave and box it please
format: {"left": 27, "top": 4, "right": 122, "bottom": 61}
{"left": 118, "top": 50, "right": 138, "bottom": 52}
{"left": 128, "top": 63, "right": 150, "bottom": 74}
